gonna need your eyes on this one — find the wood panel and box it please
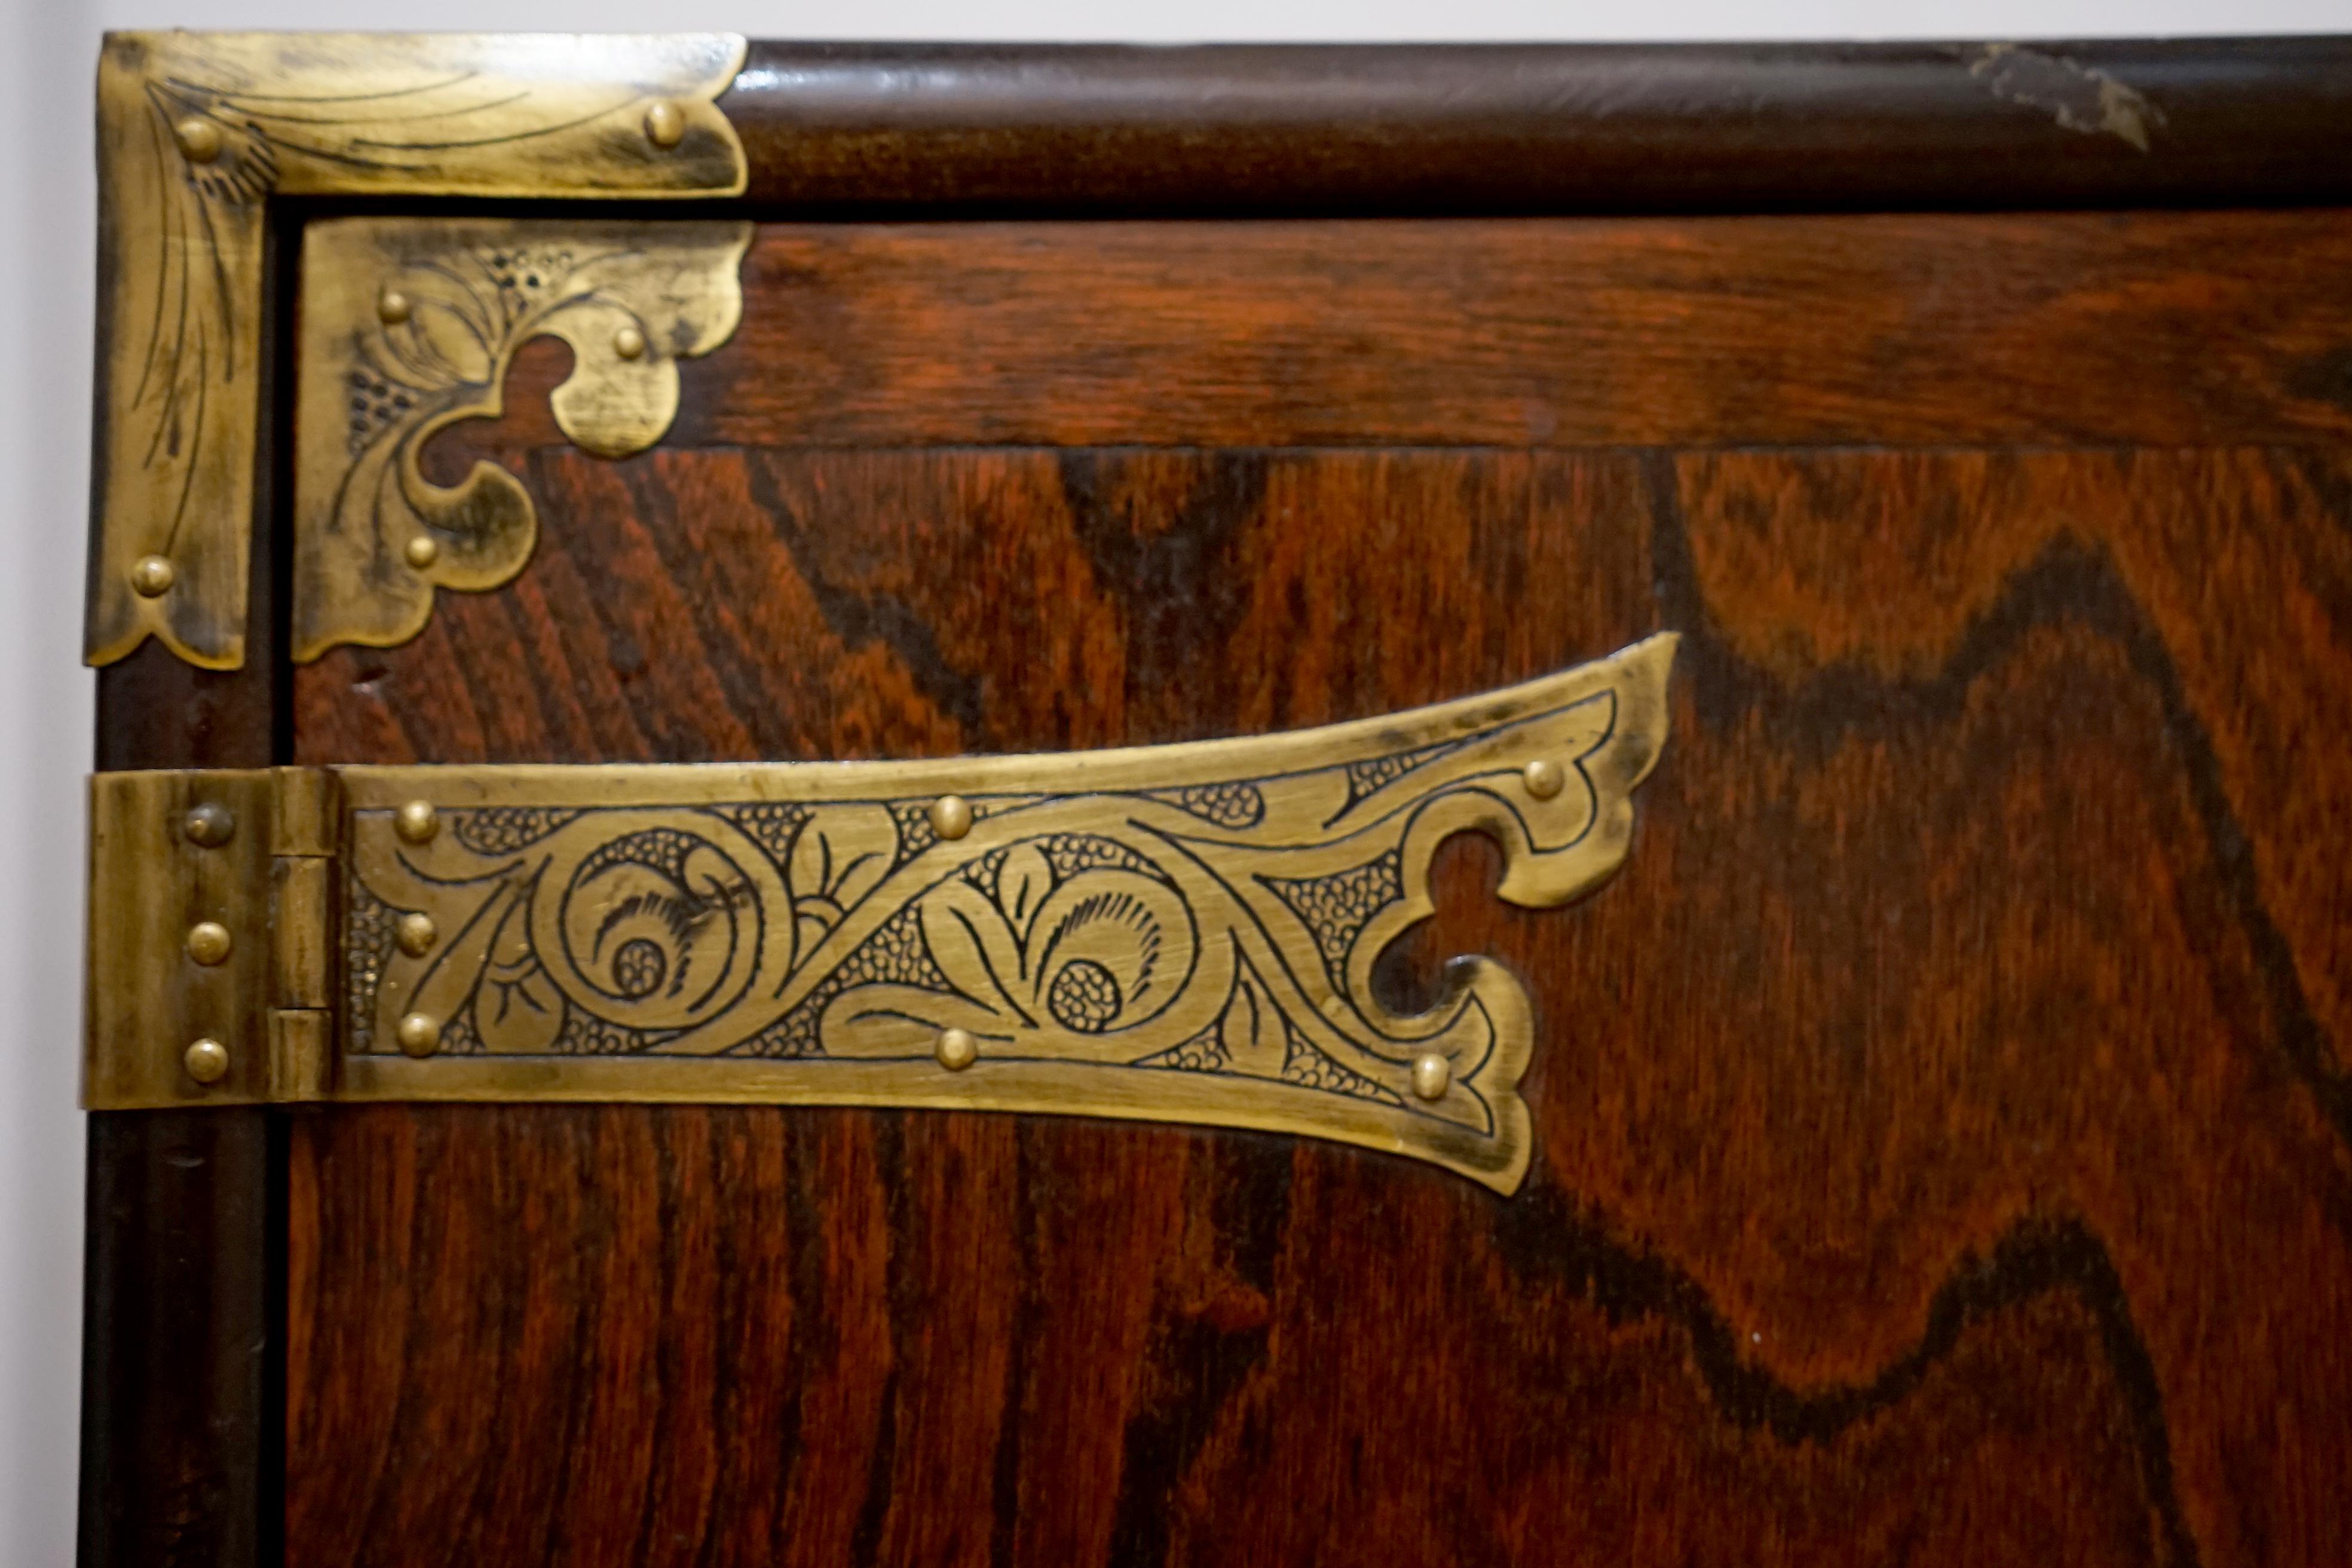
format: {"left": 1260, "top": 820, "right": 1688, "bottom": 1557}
{"left": 291, "top": 443, "right": 2352, "bottom": 1566}
{"left": 451, "top": 215, "right": 2352, "bottom": 454}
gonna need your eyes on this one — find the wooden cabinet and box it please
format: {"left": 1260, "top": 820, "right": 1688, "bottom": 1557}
{"left": 79, "top": 35, "right": 2352, "bottom": 1567}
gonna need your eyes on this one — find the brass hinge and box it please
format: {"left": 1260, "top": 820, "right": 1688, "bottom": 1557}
{"left": 82, "top": 636, "right": 1677, "bottom": 1192}
{"left": 86, "top": 768, "right": 339, "bottom": 1108}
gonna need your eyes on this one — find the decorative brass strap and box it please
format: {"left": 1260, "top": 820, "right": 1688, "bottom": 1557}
{"left": 85, "top": 636, "right": 1676, "bottom": 1192}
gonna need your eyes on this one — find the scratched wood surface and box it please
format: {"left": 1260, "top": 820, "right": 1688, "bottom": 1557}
{"left": 286, "top": 215, "right": 2352, "bottom": 1566}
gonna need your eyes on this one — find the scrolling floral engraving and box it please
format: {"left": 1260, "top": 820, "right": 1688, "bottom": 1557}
{"left": 340, "top": 636, "right": 1677, "bottom": 1191}
{"left": 87, "top": 32, "right": 748, "bottom": 669}
{"left": 293, "top": 218, "right": 752, "bottom": 659}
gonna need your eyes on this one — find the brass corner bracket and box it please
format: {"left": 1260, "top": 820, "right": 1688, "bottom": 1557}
{"left": 86, "top": 636, "right": 1679, "bottom": 1194}
{"left": 86, "top": 32, "right": 749, "bottom": 671}
{"left": 294, "top": 218, "right": 751, "bottom": 659}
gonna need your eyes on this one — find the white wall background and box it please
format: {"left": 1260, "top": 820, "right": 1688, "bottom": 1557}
{"left": 2, "top": 1, "right": 2338, "bottom": 1562}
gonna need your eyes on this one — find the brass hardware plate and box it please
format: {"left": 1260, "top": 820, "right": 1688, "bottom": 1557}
{"left": 87, "top": 32, "right": 749, "bottom": 672}
{"left": 86, "top": 636, "right": 1676, "bottom": 1191}
{"left": 87, "top": 768, "right": 338, "bottom": 1107}
{"left": 294, "top": 218, "right": 753, "bottom": 660}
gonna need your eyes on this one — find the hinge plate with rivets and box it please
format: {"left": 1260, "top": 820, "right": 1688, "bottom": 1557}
{"left": 86, "top": 767, "right": 339, "bottom": 1107}
{"left": 83, "top": 635, "right": 1676, "bottom": 1192}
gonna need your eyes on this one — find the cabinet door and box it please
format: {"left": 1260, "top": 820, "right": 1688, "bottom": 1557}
{"left": 274, "top": 210, "right": 2352, "bottom": 1566}
{"left": 79, "top": 36, "right": 2352, "bottom": 1568}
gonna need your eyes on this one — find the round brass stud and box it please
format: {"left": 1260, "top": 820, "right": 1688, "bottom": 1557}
{"left": 1410, "top": 1052, "right": 1452, "bottom": 1102}
{"left": 1521, "top": 758, "right": 1565, "bottom": 801}
{"left": 393, "top": 800, "right": 438, "bottom": 845}
{"left": 182, "top": 801, "right": 235, "bottom": 847}
{"left": 395, "top": 1012, "right": 442, "bottom": 1058}
{"left": 396, "top": 912, "right": 439, "bottom": 957}
{"left": 376, "top": 286, "right": 412, "bottom": 325}
{"left": 403, "top": 534, "right": 440, "bottom": 569}
{"left": 929, "top": 794, "right": 974, "bottom": 841}
{"left": 173, "top": 117, "right": 222, "bottom": 164}
{"left": 130, "top": 555, "right": 176, "bottom": 598}
{"left": 182, "top": 1038, "right": 230, "bottom": 1085}
{"left": 935, "top": 1027, "right": 979, "bottom": 1071}
{"left": 611, "top": 325, "right": 647, "bottom": 360}
{"left": 186, "top": 921, "right": 233, "bottom": 966}
{"left": 642, "top": 99, "right": 687, "bottom": 148}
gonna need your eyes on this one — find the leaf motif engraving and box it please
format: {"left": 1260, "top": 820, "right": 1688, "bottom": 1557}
{"left": 997, "top": 845, "right": 1055, "bottom": 946}
{"left": 788, "top": 806, "right": 901, "bottom": 937}
{"left": 477, "top": 896, "right": 564, "bottom": 1056}
{"left": 1219, "top": 970, "right": 1288, "bottom": 1079}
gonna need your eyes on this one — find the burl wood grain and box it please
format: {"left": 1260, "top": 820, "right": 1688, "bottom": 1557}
{"left": 288, "top": 217, "right": 2352, "bottom": 1567}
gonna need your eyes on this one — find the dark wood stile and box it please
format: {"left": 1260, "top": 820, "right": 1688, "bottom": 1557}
{"left": 85, "top": 38, "right": 2352, "bottom": 1568}
{"left": 79, "top": 215, "right": 287, "bottom": 1566}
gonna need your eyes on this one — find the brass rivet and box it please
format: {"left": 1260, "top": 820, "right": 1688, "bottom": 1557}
{"left": 935, "top": 1027, "right": 979, "bottom": 1071}
{"left": 403, "top": 535, "right": 439, "bottom": 569}
{"left": 1522, "top": 759, "right": 1565, "bottom": 800}
{"left": 395, "top": 1012, "right": 442, "bottom": 1057}
{"left": 173, "top": 117, "right": 222, "bottom": 164}
{"left": 186, "top": 921, "right": 233, "bottom": 966}
{"left": 393, "top": 800, "right": 438, "bottom": 844}
{"left": 130, "top": 555, "right": 176, "bottom": 598}
{"left": 929, "top": 794, "right": 974, "bottom": 841}
{"left": 612, "top": 325, "right": 647, "bottom": 360}
{"left": 1410, "top": 1052, "right": 1452, "bottom": 1101}
{"left": 182, "top": 1037, "right": 229, "bottom": 1085}
{"left": 182, "top": 802, "right": 235, "bottom": 847}
{"left": 395, "top": 912, "right": 438, "bottom": 957}
{"left": 376, "top": 286, "right": 412, "bottom": 325}
{"left": 643, "top": 99, "right": 687, "bottom": 148}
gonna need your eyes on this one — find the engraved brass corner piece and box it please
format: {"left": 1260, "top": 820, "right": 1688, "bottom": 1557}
{"left": 86, "top": 32, "right": 749, "bottom": 670}
{"left": 293, "top": 218, "right": 752, "bottom": 660}
{"left": 85, "top": 636, "right": 1677, "bottom": 1192}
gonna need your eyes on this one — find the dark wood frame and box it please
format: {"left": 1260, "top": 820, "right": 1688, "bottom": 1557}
{"left": 716, "top": 39, "right": 2352, "bottom": 212}
{"left": 80, "top": 36, "right": 2352, "bottom": 1567}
